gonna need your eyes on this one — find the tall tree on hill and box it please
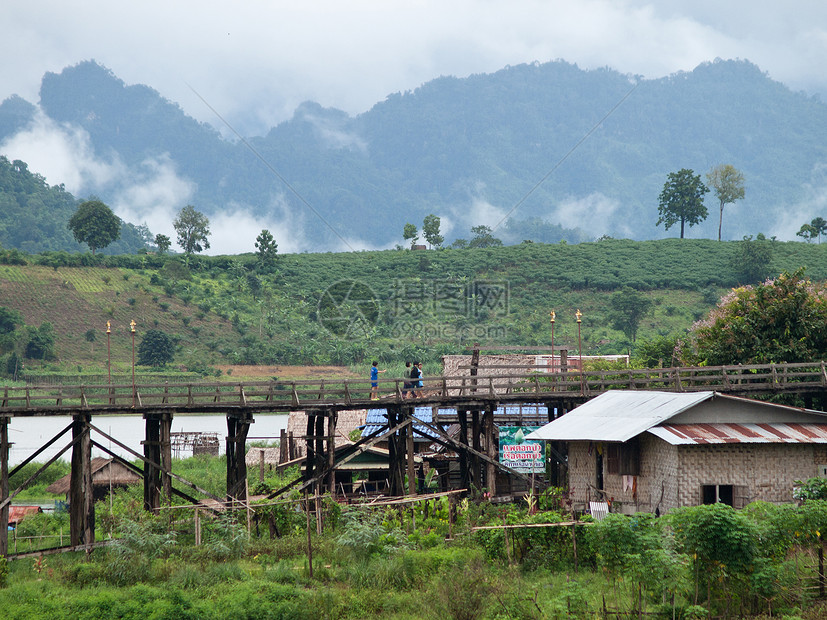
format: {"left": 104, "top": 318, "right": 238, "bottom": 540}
{"left": 154, "top": 233, "right": 171, "bottom": 254}
{"left": 67, "top": 199, "right": 121, "bottom": 254}
{"left": 422, "top": 214, "right": 444, "bottom": 249}
{"left": 706, "top": 164, "right": 745, "bottom": 241}
{"left": 173, "top": 205, "right": 210, "bottom": 255}
{"left": 656, "top": 169, "right": 709, "bottom": 239}
{"left": 797, "top": 223, "right": 818, "bottom": 243}
{"left": 810, "top": 217, "right": 827, "bottom": 243}
{"left": 255, "top": 229, "right": 278, "bottom": 272}
{"left": 403, "top": 223, "right": 419, "bottom": 248}
{"left": 468, "top": 225, "right": 503, "bottom": 248}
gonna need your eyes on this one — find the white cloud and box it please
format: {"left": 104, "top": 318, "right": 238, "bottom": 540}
{"left": 2, "top": 2, "right": 825, "bottom": 136}
{"left": 0, "top": 111, "right": 119, "bottom": 193}
{"left": 110, "top": 155, "right": 196, "bottom": 239}
{"left": 773, "top": 162, "right": 827, "bottom": 241}
{"left": 551, "top": 193, "right": 630, "bottom": 238}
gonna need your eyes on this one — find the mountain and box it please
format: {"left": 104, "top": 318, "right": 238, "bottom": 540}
{"left": 0, "top": 155, "right": 151, "bottom": 254}
{"left": 0, "top": 58, "right": 825, "bottom": 250}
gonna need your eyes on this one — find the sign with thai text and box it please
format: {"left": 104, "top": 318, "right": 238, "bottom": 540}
{"left": 499, "top": 426, "right": 544, "bottom": 473}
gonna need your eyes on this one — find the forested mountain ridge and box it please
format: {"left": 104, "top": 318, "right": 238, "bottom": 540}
{"left": 0, "top": 155, "right": 151, "bottom": 254}
{"left": 0, "top": 58, "right": 825, "bottom": 250}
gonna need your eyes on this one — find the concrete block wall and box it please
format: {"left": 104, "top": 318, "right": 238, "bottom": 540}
{"left": 595, "top": 436, "right": 680, "bottom": 514}
{"left": 677, "top": 443, "right": 818, "bottom": 506}
{"left": 567, "top": 442, "right": 594, "bottom": 508}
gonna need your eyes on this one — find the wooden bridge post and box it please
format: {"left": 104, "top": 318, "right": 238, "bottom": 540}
{"left": 327, "top": 410, "right": 337, "bottom": 496}
{"left": 304, "top": 413, "right": 315, "bottom": 483}
{"left": 143, "top": 414, "right": 162, "bottom": 513}
{"left": 314, "top": 413, "right": 325, "bottom": 488}
{"left": 160, "top": 412, "right": 172, "bottom": 504}
{"left": 405, "top": 407, "right": 416, "bottom": 496}
{"left": 70, "top": 413, "right": 94, "bottom": 547}
{"left": 0, "top": 417, "right": 8, "bottom": 556}
{"left": 386, "top": 405, "right": 407, "bottom": 496}
{"left": 226, "top": 412, "right": 253, "bottom": 503}
{"left": 313, "top": 413, "right": 325, "bottom": 531}
{"left": 483, "top": 405, "right": 496, "bottom": 497}
{"left": 458, "top": 409, "right": 470, "bottom": 491}
{"left": 471, "top": 410, "right": 482, "bottom": 489}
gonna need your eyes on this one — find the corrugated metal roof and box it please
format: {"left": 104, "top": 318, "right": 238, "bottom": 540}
{"left": 9, "top": 505, "right": 42, "bottom": 525}
{"left": 525, "top": 391, "right": 715, "bottom": 442}
{"left": 362, "top": 406, "right": 441, "bottom": 441}
{"left": 648, "top": 423, "right": 827, "bottom": 445}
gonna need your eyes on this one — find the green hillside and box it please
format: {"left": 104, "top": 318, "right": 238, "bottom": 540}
{"left": 2, "top": 237, "right": 826, "bottom": 380}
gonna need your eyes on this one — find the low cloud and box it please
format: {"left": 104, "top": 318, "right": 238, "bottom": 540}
{"left": 772, "top": 162, "right": 827, "bottom": 241}
{"left": 551, "top": 193, "right": 629, "bottom": 237}
{"left": 111, "top": 155, "right": 195, "bottom": 237}
{"left": 0, "top": 111, "right": 120, "bottom": 193}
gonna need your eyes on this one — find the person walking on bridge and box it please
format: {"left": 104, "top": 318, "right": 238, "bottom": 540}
{"left": 370, "top": 361, "right": 386, "bottom": 400}
{"left": 410, "top": 361, "right": 423, "bottom": 398}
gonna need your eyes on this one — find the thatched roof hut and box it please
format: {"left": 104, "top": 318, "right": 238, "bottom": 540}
{"left": 46, "top": 457, "right": 141, "bottom": 498}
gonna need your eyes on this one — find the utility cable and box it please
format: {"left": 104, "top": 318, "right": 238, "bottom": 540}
{"left": 491, "top": 81, "right": 638, "bottom": 233}
{"left": 185, "top": 82, "right": 355, "bottom": 251}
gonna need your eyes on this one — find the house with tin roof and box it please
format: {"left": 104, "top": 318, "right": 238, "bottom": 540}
{"left": 526, "top": 391, "right": 827, "bottom": 515}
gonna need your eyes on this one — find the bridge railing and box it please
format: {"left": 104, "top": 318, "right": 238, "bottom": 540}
{"left": 1, "top": 361, "right": 826, "bottom": 413}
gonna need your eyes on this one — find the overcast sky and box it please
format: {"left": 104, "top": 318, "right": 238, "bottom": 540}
{"left": 2, "top": 1, "right": 826, "bottom": 252}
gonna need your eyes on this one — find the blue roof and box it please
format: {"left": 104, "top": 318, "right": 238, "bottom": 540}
{"left": 363, "top": 406, "right": 440, "bottom": 441}
{"left": 361, "top": 404, "right": 550, "bottom": 440}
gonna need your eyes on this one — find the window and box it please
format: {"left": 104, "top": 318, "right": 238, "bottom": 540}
{"left": 605, "top": 439, "right": 640, "bottom": 476}
{"left": 701, "top": 484, "right": 749, "bottom": 508}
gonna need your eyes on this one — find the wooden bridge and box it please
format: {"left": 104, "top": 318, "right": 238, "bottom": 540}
{"left": 2, "top": 360, "right": 827, "bottom": 556}
{"left": 3, "top": 360, "right": 827, "bottom": 415}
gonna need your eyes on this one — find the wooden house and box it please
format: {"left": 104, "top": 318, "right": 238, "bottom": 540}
{"left": 526, "top": 390, "right": 827, "bottom": 515}
{"left": 46, "top": 457, "right": 141, "bottom": 502}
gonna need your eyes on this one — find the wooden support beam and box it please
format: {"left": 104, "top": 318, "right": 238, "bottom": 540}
{"left": 70, "top": 414, "right": 94, "bottom": 548}
{"left": 386, "top": 407, "right": 400, "bottom": 495}
{"left": 160, "top": 412, "right": 172, "bottom": 504}
{"left": 483, "top": 405, "right": 496, "bottom": 496}
{"left": 88, "top": 423, "right": 225, "bottom": 504}
{"left": 143, "top": 414, "right": 161, "bottom": 513}
{"left": 472, "top": 410, "right": 482, "bottom": 488}
{"left": 227, "top": 413, "right": 253, "bottom": 502}
{"left": 405, "top": 407, "right": 416, "bottom": 496}
{"left": 0, "top": 418, "right": 8, "bottom": 556}
{"left": 408, "top": 412, "right": 547, "bottom": 490}
{"left": 458, "top": 409, "right": 470, "bottom": 490}
{"left": 314, "top": 413, "right": 325, "bottom": 532}
{"left": 327, "top": 411, "right": 337, "bottom": 496}
{"left": 304, "top": 413, "right": 315, "bottom": 482}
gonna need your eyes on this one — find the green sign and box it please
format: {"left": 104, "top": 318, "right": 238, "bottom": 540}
{"left": 499, "top": 426, "right": 544, "bottom": 473}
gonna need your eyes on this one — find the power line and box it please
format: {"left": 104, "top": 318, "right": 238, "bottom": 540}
{"left": 491, "top": 82, "right": 638, "bottom": 233}
{"left": 185, "top": 82, "right": 356, "bottom": 251}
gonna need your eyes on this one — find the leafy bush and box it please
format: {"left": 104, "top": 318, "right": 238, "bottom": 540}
{"left": 336, "top": 509, "right": 411, "bottom": 560}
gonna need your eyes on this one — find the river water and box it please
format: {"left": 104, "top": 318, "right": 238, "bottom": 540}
{"left": 7, "top": 413, "right": 289, "bottom": 466}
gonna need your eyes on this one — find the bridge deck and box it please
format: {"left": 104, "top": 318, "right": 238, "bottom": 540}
{"left": 1, "top": 361, "right": 826, "bottom": 416}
